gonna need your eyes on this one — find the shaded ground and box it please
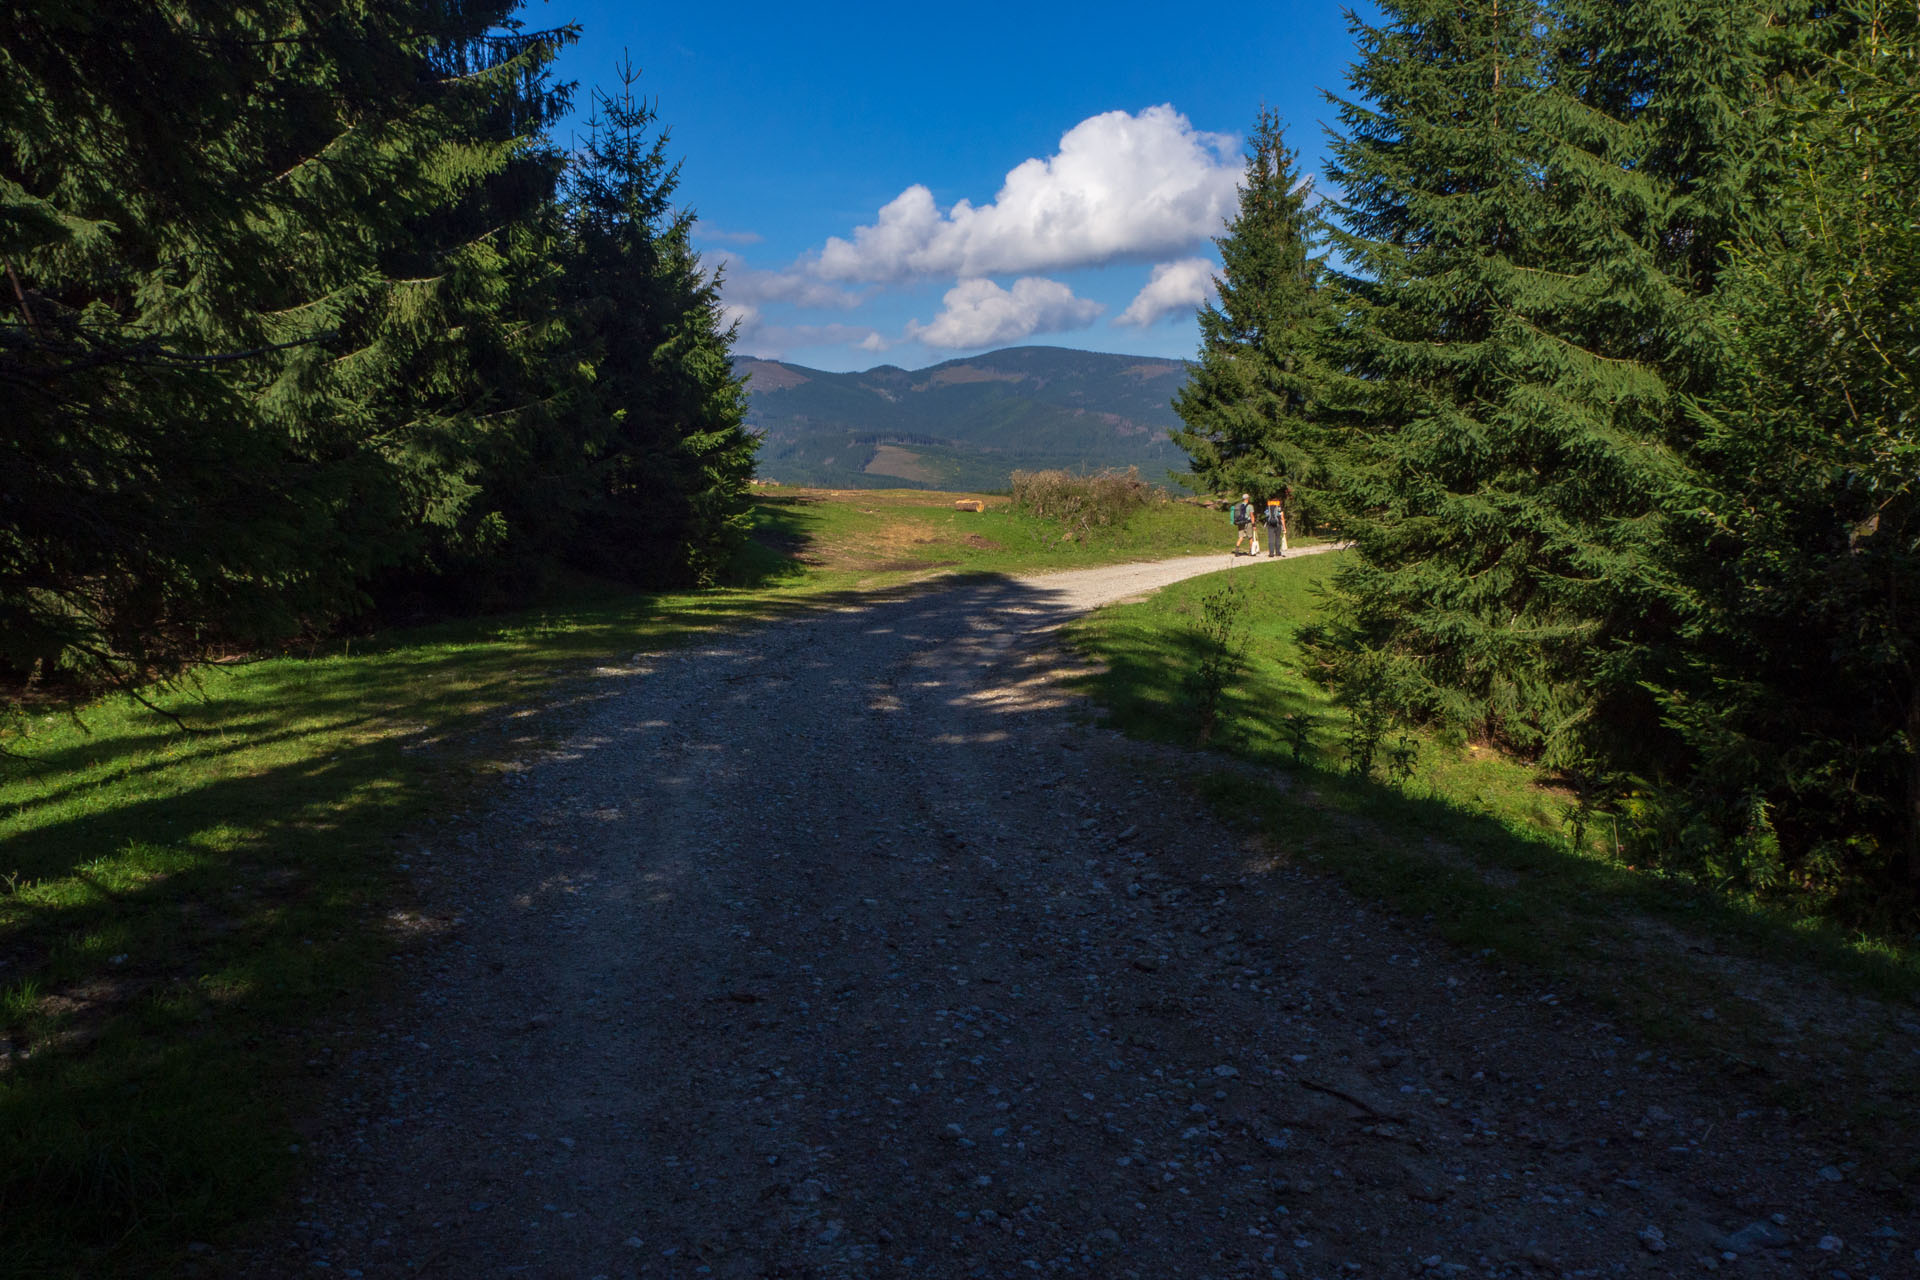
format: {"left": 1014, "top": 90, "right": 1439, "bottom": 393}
{"left": 229, "top": 554, "right": 1914, "bottom": 1280}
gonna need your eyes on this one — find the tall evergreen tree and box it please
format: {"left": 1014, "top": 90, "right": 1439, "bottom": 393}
{"left": 1171, "top": 109, "right": 1332, "bottom": 519}
{"left": 1310, "top": 0, "right": 1592, "bottom": 753}
{"left": 354, "top": 21, "right": 582, "bottom": 612}
{"left": 0, "top": 2, "right": 574, "bottom": 684}
{"left": 557, "top": 61, "right": 757, "bottom": 587}
{"left": 1308, "top": 0, "right": 1770, "bottom": 761}
{"left": 1649, "top": 0, "right": 1920, "bottom": 909}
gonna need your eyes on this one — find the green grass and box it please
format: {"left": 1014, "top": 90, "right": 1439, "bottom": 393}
{"left": 1070, "top": 552, "right": 1920, "bottom": 1157}
{"left": 0, "top": 487, "right": 1227, "bottom": 1277}
{"left": 747, "top": 485, "right": 1239, "bottom": 580}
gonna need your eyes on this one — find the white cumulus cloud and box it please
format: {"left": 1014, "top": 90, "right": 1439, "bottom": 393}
{"left": 1115, "top": 257, "right": 1218, "bottom": 328}
{"left": 906, "top": 277, "right": 1104, "bottom": 350}
{"left": 814, "top": 105, "right": 1240, "bottom": 283}
{"left": 696, "top": 226, "right": 764, "bottom": 246}
{"left": 734, "top": 321, "right": 889, "bottom": 360}
{"left": 711, "top": 249, "right": 865, "bottom": 311}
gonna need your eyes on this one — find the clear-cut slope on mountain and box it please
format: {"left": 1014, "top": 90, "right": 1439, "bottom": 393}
{"left": 737, "top": 346, "right": 1193, "bottom": 490}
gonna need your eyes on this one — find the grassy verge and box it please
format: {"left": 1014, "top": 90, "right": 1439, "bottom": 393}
{"left": 0, "top": 488, "right": 1225, "bottom": 1276}
{"left": 1069, "top": 552, "right": 1920, "bottom": 1168}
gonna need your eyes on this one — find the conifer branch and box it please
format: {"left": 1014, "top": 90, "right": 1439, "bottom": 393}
{"left": 1, "top": 330, "right": 328, "bottom": 376}
{"left": 1, "top": 259, "right": 39, "bottom": 335}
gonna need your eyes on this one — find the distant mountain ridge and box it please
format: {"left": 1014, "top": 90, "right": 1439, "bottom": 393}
{"left": 736, "top": 345, "right": 1194, "bottom": 491}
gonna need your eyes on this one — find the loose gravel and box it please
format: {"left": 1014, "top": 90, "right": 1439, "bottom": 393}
{"left": 231, "top": 552, "right": 1915, "bottom": 1280}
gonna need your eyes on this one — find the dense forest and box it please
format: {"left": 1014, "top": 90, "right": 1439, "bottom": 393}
{"left": 1176, "top": 0, "right": 1918, "bottom": 922}
{"left": 1, "top": 1, "right": 757, "bottom": 695}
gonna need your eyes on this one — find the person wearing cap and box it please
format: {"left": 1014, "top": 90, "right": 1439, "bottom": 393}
{"left": 1230, "top": 492, "right": 1255, "bottom": 555}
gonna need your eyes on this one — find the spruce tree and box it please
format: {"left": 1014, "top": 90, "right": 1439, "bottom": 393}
{"left": 0, "top": 2, "right": 575, "bottom": 682}
{"left": 1651, "top": 0, "right": 1920, "bottom": 908}
{"left": 1171, "top": 109, "right": 1332, "bottom": 521}
{"left": 558, "top": 61, "right": 757, "bottom": 587}
{"left": 2, "top": 0, "right": 368, "bottom": 684}
{"left": 1310, "top": 0, "right": 1586, "bottom": 752}
{"left": 352, "top": 22, "right": 582, "bottom": 611}
{"left": 1309, "top": 0, "right": 1769, "bottom": 761}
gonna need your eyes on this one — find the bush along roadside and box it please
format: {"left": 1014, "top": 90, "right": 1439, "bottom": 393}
{"left": 1009, "top": 467, "right": 1157, "bottom": 541}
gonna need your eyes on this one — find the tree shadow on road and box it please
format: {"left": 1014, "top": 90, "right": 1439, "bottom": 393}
{"left": 1031, "top": 577, "right": 1920, "bottom": 1179}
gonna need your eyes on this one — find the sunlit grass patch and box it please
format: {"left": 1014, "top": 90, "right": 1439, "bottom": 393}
{"left": 749, "top": 485, "right": 1233, "bottom": 579}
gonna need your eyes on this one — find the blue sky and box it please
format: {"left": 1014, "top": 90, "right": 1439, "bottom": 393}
{"left": 532, "top": 1, "right": 1378, "bottom": 372}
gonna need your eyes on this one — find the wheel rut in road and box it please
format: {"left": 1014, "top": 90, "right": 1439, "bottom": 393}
{"left": 238, "top": 550, "right": 1908, "bottom": 1280}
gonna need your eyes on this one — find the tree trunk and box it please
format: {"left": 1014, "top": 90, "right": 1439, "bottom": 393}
{"left": 1909, "top": 682, "right": 1920, "bottom": 890}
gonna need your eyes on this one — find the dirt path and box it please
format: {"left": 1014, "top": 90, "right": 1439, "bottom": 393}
{"left": 235, "top": 552, "right": 1912, "bottom": 1280}
{"left": 1000, "top": 543, "right": 1344, "bottom": 612}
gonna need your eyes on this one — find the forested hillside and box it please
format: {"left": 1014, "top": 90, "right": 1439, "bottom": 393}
{"left": 1, "top": 3, "right": 756, "bottom": 695}
{"left": 740, "top": 346, "right": 1192, "bottom": 490}
{"left": 1175, "top": 0, "right": 1920, "bottom": 923}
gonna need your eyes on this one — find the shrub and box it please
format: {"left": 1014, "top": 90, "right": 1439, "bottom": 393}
{"left": 1010, "top": 467, "right": 1155, "bottom": 539}
{"left": 1184, "top": 577, "right": 1251, "bottom": 746}
{"left": 1334, "top": 649, "right": 1418, "bottom": 779}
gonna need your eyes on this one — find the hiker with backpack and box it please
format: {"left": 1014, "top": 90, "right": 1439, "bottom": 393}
{"left": 1264, "top": 491, "right": 1287, "bottom": 557}
{"left": 1230, "top": 492, "right": 1255, "bottom": 555}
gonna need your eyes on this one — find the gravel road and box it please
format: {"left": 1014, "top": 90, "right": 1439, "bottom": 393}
{"left": 236, "top": 549, "right": 1913, "bottom": 1280}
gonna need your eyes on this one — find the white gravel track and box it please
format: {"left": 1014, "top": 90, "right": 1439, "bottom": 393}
{"left": 1007, "top": 543, "right": 1345, "bottom": 614}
